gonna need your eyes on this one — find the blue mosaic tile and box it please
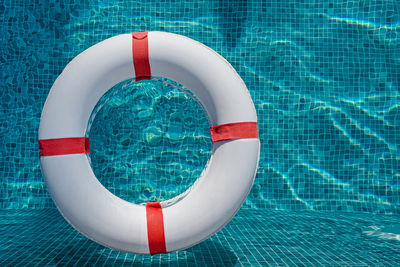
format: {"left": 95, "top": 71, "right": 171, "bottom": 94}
{"left": 1, "top": 209, "right": 399, "bottom": 266}
{"left": 1, "top": 0, "right": 399, "bottom": 215}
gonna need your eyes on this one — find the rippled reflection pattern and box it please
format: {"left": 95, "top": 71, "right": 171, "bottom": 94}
{"left": 1, "top": 0, "right": 399, "bottom": 214}
{"left": 88, "top": 79, "right": 210, "bottom": 203}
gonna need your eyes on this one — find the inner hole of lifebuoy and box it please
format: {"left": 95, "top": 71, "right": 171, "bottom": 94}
{"left": 87, "top": 77, "right": 211, "bottom": 204}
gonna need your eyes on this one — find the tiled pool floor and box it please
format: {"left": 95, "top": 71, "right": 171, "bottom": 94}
{"left": 1, "top": 209, "right": 399, "bottom": 266}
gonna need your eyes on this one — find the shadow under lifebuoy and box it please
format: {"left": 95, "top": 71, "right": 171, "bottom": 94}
{"left": 95, "top": 237, "right": 239, "bottom": 266}
{"left": 9, "top": 209, "right": 239, "bottom": 266}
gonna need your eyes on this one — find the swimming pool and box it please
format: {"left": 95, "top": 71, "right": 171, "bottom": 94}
{"left": 1, "top": 0, "right": 399, "bottom": 265}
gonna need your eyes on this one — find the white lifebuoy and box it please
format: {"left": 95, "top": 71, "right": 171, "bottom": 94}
{"left": 39, "top": 31, "right": 260, "bottom": 254}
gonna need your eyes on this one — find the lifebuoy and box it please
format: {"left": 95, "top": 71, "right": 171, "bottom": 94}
{"left": 39, "top": 31, "right": 260, "bottom": 254}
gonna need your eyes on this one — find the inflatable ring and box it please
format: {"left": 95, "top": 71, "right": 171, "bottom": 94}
{"left": 39, "top": 32, "right": 260, "bottom": 254}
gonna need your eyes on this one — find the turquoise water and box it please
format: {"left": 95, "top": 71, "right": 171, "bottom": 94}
{"left": 88, "top": 78, "right": 211, "bottom": 204}
{"left": 2, "top": 0, "right": 399, "bottom": 213}
{"left": 1, "top": 0, "right": 400, "bottom": 265}
{"left": 1, "top": 209, "right": 400, "bottom": 265}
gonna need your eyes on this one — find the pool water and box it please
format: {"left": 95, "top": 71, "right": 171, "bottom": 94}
{"left": 1, "top": 209, "right": 399, "bottom": 266}
{"left": 88, "top": 78, "right": 211, "bottom": 204}
{"left": 1, "top": 0, "right": 399, "bottom": 265}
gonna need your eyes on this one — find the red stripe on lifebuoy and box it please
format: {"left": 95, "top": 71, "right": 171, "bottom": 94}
{"left": 146, "top": 202, "right": 167, "bottom": 255}
{"left": 38, "top": 137, "right": 90, "bottom": 157}
{"left": 132, "top": 32, "right": 151, "bottom": 81}
{"left": 210, "top": 122, "right": 258, "bottom": 142}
